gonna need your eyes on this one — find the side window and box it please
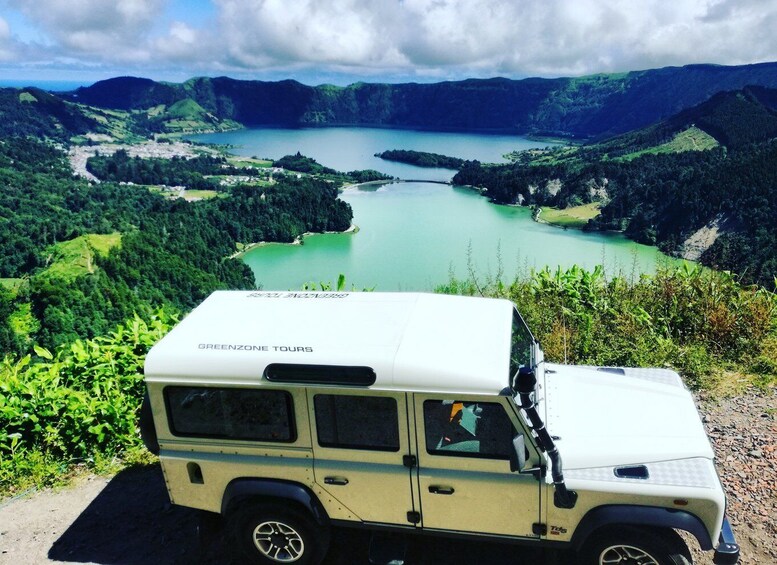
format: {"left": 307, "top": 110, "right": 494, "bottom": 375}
{"left": 423, "top": 400, "right": 515, "bottom": 459}
{"left": 314, "top": 395, "right": 400, "bottom": 452}
{"left": 165, "top": 386, "right": 295, "bottom": 442}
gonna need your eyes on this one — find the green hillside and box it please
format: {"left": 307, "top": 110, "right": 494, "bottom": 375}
{"left": 41, "top": 233, "right": 122, "bottom": 281}
{"left": 617, "top": 127, "right": 719, "bottom": 161}
{"left": 144, "top": 98, "right": 241, "bottom": 134}
{"left": 0, "top": 87, "right": 99, "bottom": 140}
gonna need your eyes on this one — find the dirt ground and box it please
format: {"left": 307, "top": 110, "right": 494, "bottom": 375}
{"left": 0, "top": 465, "right": 569, "bottom": 564}
{"left": 0, "top": 388, "right": 773, "bottom": 565}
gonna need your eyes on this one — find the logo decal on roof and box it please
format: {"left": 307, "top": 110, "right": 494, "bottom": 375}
{"left": 198, "top": 343, "right": 313, "bottom": 352}
{"left": 247, "top": 292, "right": 349, "bottom": 299}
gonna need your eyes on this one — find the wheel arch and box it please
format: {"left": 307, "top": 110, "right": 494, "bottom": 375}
{"left": 221, "top": 478, "right": 330, "bottom": 526}
{"left": 570, "top": 505, "right": 713, "bottom": 551}
{"left": 138, "top": 391, "right": 159, "bottom": 455}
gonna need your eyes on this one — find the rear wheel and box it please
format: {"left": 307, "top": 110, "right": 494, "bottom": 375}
{"left": 580, "top": 527, "right": 692, "bottom": 565}
{"left": 229, "top": 503, "right": 329, "bottom": 565}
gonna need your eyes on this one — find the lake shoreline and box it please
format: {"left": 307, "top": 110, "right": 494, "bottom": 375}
{"left": 191, "top": 127, "right": 675, "bottom": 289}
{"left": 231, "top": 224, "right": 359, "bottom": 258}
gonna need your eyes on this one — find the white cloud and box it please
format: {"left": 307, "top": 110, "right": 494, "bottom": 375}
{"left": 0, "top": 15, "right": 23, "bottom": 61}
{"left": 6, "top": 0, "right": 165, "bottom": 60}
{"left": 155, "top": 22, "right": 205, "bottom": 60}
{"left": 3, "top": 0, "right": 777, "bottom": 81}
{"left": 214, "top": 0, "right": 405, "bottom": 69}
{"left": 208, "top": 0, "right": 777, "bottom": 78}
{"left": 0, "top": 17, "right": 11, "bottom": 61}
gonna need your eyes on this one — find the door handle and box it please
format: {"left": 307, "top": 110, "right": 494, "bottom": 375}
{"left": 324, "top": 476, "right": 349, "bottom": 486}
{"left": 428, "top": 485, "right": 455, "bottom": 495}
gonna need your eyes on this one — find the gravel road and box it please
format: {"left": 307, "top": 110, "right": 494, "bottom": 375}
{"left": 1, "top": 388, "right": 773, "bottom": 565}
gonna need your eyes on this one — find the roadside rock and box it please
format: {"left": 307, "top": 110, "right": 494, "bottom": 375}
{"left": 686, "top": 387, "right": 777, "bottom": 565}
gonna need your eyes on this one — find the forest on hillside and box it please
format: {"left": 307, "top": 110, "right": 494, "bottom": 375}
{"left": 0, "top": 138, "right": 352, "bottom": 353}
{"left": 453, "top": 89, "right": 777, "bottom": 290}
{"left": 86, "top": 150, "right": 260, "bottom": 189}
{"left": 455, "top": 145, "right": 777, "bottom": 289}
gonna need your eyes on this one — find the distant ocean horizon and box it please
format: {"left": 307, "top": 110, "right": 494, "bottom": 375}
{"left": 0, "top": 79, "right": 90, "bottom": 91}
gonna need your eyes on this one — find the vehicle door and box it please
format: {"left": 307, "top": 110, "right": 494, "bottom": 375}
{"left": 308, "top": 389, "right": 417, "bottom": 525}
{"left": 413, "top": 394, "right": 541, "bottom": 538}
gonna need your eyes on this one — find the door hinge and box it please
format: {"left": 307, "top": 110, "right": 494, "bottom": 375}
{"left": 407, "top": 511, "right": 421, "bottom": 524}
{"left": 532, "top": 522, "right": 547, "bottom": 536}
{"left": 403, "top": 455, "right": 417, "bottom": 468}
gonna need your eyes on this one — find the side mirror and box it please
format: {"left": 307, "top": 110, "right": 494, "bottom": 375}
{"left": 509, "top": 433, "right": 527, "bottom": 472}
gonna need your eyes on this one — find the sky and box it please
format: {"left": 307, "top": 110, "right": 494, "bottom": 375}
{"left": 1, "top": 0, "right": 776, "bottom": 87}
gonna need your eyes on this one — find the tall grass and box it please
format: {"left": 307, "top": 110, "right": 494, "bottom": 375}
{"left": 438, "top": 264, "right": 777, "bottom": 391}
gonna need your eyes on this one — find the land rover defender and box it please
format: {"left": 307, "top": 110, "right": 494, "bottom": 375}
{"left": 140, "top": 291, "right": 739, "bottom": 564}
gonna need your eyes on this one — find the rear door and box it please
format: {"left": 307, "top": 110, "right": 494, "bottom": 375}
{"left": 309, "top": 389, "right": 417, "bottom": 525}
{"left": 413, "top": 394, "right": 541, "bottom": 538}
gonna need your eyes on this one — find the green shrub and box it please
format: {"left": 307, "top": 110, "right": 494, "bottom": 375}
{"left": 0, "top": 309, "right": 176, "bottom": 492}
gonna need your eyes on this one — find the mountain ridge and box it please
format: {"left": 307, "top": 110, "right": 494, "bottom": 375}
{"left": 63, "top": 61, "right": 777, "bottom": 139}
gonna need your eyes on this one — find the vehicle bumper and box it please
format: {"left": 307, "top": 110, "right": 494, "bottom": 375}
{"left": 713, "top": 517, "right": 740, "bottom": 564}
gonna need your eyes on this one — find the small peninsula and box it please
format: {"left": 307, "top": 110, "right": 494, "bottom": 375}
{"left": 375, "top": 149, "right": 466, "bottom": 169}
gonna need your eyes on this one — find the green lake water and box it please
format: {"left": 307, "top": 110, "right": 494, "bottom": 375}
{"left": 190, "top": 128, "right": 680, "bottom": 291}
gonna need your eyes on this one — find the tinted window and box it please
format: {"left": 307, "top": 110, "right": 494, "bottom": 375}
{"left": 424, "top": 400, "right": 515, "bottom": 459}
{"left": 165, "top": 387, "right": 295, "bottom": 442}
{"left": 314, "top": 395, "right": 399, "bottom": 451}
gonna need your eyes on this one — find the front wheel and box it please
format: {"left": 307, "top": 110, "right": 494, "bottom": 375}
{"left": 229, "top": 503, "right": 329, "bottom": 565}
{"left": 580, "top": 526, "right": 692, "bottom": 565}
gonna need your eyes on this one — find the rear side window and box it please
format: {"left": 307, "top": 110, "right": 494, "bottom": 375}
{"left": 314, "top": 395, "right": 399, "bottom": 451}
{"left": 165, "top": 386, "right": 295, "bottom": 442}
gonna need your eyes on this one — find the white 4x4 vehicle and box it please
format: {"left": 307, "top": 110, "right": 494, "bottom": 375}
{"left": 140, "top": 291, "right": 739, "bottom": 565}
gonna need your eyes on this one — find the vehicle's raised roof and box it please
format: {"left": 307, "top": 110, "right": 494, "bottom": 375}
{"left": 144, "top": 291, "right": 515, "bottom": 394}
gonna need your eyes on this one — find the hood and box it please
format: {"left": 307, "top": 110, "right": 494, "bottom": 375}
{"left": 541, "top": 363, "right": 713, "bottom": 470}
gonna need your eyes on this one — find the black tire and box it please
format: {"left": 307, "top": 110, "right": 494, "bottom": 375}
{"left": 579, "top": 526, "right": 692, "bottom": 565}
{"left": 228, "top": 503, "right": 329, "bottom": 565}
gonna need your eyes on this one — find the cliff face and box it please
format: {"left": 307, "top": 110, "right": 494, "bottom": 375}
{"left": 64, "top": 62, "right": 777, "bottom": 138}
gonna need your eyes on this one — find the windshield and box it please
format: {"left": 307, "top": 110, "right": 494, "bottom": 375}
{"left": 510, "top": 309, "right": 535, "bottom": 378}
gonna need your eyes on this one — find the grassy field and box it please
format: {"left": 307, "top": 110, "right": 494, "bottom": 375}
{"left": 619, "top": 126, "right": 719, "bottom": 161}
{"left": 0, "top": 278, "right": 24, "bottom": 292}
{"left": 182, "top": 189, "right": 220, "bottom": 200}
{"left": 74, "top": 105, "right": 146, "bottom": 144}
{"left": 18, "top": 92, "right": 37, "bottom": 103}
{"left": 539, "top": 202, "right": 601, "bottom": 228}
{"left": 227, "top": 157, "right": 273, "bottom": 168}
{"left": 505, "top": 146, "right": 580, "bottom": 166}
{"left": 41, "top": 233, "right": 122, "bottom": 280}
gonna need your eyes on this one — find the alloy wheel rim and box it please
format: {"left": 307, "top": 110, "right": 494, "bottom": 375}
{"left": 599, "top": 544, "right": 660, "bottom": 565}
{"left": 252, "top": 520, "right": 305, "bottom": 562}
